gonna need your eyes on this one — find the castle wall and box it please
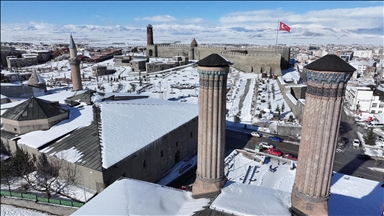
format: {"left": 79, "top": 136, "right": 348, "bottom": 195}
{"left": 276, "top": 77, "right": 305, "bottom": 123}
{"left": 147, "top": 44, "right": 290, "bottom": 76}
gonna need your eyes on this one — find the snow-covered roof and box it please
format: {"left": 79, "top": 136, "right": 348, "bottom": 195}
{"left": 98, "top": 97, "right": 198, "bottom": 168}
{"left": 72, "top": 178, "right": 209, "bottom": 216}
{"left": 73, "top": 150, "right": 383, "bottom": 216}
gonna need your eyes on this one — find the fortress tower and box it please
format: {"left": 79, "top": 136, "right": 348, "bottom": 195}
{"left": 290, "top": 55, "right": 355, "bottom": 215}
{"left": 68, "top": 35, "right": 83, "bottom": 91}
{"left": 147, "top": 24, "right": 154, "bottom": 46}
{"left": 192, "top": 53, "right": 231, "bottom": 198}
{"left": 189, "top": 38, "right": 198, "bottom": 60}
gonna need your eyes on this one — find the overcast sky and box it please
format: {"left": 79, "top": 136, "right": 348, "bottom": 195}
{"left": 1, "top": 1, "right": 383, "bottom": 30}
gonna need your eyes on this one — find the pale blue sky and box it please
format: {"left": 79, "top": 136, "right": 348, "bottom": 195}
{"left": 1, "top": 1, "right": 383, "bottom": 29}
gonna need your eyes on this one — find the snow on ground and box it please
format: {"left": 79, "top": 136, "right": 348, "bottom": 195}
{"left": 71, "top": 149, "right": 384, "bottom": 215}
{"left": 2, "top": 57, "right": 299, "bottom": 131}
{"left": 1, "top": 174, "right": 96, "bottom": 203}
{"left": 71, "top": 178, "right": 209, "bottom": 216}
{"left": 1, "top": 204, "right": 50, "bottom": 216}
{"left": 210, "top": 150, "right": 384, "bottom": 216}
{"left": 356, "top": 131, "right": 384, "bottom": 158}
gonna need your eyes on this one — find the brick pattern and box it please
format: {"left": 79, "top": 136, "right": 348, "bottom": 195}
{"left": 291, "top": 70, "right": 351, "bottom": 215}
{"left": 192, "top": 66, "right": 228, "bottom": 198}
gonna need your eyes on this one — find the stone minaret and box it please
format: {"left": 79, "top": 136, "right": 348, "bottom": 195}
{"left": 290, "top": 55, "right": 355, "bottom": 216}
{"left": 147, "top": 24, "right": 154, "bottom": 46}
{"left": 68, "top": 34, "right": 82, "bottom": 91}
{"left": 192, "top": 53, "right": 231, "bottom": 198}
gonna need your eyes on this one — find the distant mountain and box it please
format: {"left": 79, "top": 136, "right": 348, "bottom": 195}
{"left": 1, "top": 23, "right": 382, "bottom": 46}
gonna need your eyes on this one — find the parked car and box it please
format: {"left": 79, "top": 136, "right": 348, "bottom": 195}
{"left": 353, "top": 139, "right": 360, "bottom": 148}
{"left": 265, "top": 148, "right": 283, "bottom": 157}
{"left": 283, "top": 153, "right": 298, "bottom": 161}
{"left": 269, "top": 136, "right": 283, "bottom": 142}
{"left": 251, "top": 131, "right": 262, "bottom": 137}
{"left": 259, "top": 142, "right": 275, "bottom": 149}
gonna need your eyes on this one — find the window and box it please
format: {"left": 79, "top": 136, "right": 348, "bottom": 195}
{"left": 379, "top": 103, "right": 384, "bottom": 108}
{"left": 176, "top": 141, "right": 178, "bottom": 147}
{"left": 160, "top": 151, "right": 163, "bottom": 157}
{"left": 372, "top": 103, "right": 378, "bottom": 108}
{"left": 143, "top": 160, "right": 146, "bottom": 169}
{"left": 190, "top": 132, "right": 193, "bottom": 138}
{"left": 13, "top": 128, "right": 17, "bottom": 132}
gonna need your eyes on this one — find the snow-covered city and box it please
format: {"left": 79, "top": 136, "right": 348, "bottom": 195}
{"left": 1, "top": 1, "right": 384, "bottom": 216}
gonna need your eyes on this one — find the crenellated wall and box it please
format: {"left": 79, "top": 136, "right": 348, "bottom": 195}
{"left": 147, "top": 44, "right": 290, "bottom": 76}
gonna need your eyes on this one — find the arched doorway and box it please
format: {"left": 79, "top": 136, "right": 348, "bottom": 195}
{"left": 149, "top": 49, "right": 153, "bottom": 57}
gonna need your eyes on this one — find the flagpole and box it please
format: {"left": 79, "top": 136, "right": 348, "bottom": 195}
{"left": 275, "top": 20, "right": 279, "bottom": 54}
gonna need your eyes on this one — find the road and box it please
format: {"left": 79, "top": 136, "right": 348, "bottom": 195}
{"left": 169, "top": 119, "right": 383, "bottom": 188}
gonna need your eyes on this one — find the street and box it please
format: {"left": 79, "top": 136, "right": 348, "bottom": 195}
{"left": 169, "top": 118, "right": 383, "bottom": 188}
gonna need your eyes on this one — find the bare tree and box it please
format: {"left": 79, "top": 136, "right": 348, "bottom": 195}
{"left": 26, "top": 153, "right": 61, "bottom": 198}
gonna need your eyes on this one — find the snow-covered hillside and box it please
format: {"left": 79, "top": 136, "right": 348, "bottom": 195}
{"left": 1, "top": 23, "right": 383, "bottom": 46}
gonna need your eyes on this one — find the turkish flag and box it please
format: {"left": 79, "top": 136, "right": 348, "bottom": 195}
{"left": 279, "top": 21, "right": 291, "bottom": 32}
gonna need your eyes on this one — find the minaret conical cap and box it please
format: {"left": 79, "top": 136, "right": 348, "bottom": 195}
{"left": 69, "top": 34, "right": 76, "bottom": 49}
{"left": 305, "top": 54, "right": 356, "bottom": 73}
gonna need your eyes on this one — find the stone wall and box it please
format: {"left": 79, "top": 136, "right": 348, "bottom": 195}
{"left": 276, "top": 77, "right": 306, "bottom": 123}
{"left": 147, "top": 44, "right": 290, "bottom": 76}
{"left": 1, "top": 85, "right": 45, "bottom": 98}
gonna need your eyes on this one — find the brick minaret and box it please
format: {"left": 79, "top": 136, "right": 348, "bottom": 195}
{"left": 147, "top": 24, "right": 154, "bottom": 46}
{"left": 68, "top": 34, "right": 83, "bottom": 91}
{"left": 290, "top": 55, "right": 355, "bottom": 216}
{"left": 192, "top": 53, "right": 231, "bottom": 198}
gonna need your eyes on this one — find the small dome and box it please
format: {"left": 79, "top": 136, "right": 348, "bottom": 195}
{"left": 190, "top": 38, "right": 198, "bottom": 47}
{"left": 147, "top": 24, "right": 152, "bottom": 28}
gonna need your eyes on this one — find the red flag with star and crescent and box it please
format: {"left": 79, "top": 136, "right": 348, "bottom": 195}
{"left": 279, "top": 21, "right": 291, "bottom": 32}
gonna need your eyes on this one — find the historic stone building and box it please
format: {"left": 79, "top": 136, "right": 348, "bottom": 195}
{"left": 68, "top": 35, "right": 83, "bottom": 91}
{"left": 290, "top": 54, "right": 356, "bottom": 215}
{"left": 145, "top": 24, "right": 290, "bottom": 76}
{"left": 1, "top": 90, "right": 198, "bottom": 193}
{"left": 192, "top": 54, "right": 230, "bottom": 198}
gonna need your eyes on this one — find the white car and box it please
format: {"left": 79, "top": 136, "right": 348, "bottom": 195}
{"left": 353, "top": 139, "right": 360, "bottom": 148}
{"left": 259, "top": 142, "right": 275, "bottom": 149}
{"left": 251, "top": 131, "right": 262, "bottom": 137}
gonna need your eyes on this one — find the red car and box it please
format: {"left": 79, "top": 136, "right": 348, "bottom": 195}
{"left": 265, "top": 148, "right": 283, "bottom": 157}
{"left": 283, "top": 153, "right": 298, "bottom": 161}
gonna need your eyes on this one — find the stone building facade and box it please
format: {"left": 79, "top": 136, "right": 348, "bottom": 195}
{"left": 290, "top": 55, "right": 355, "bottom": 216}
{"left": 145, "top": 24, "right": 290, "bottom": 76}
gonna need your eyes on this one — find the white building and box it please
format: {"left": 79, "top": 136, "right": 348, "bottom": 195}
{"left": 353, "top": 50, "right": 373, "bottom": 59}
{"left": 349, "top": 59, "right": 375, "bottom": 78}
{"left": 345, "top": 86, "right": 384, "bottom": 114}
